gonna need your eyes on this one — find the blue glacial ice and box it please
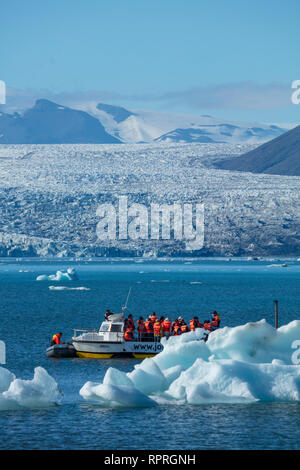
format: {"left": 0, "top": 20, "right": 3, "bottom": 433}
{"left": 80, "top": 320, "right": 300, "bottom": 407}
{"left": 36, "top": 267, "right": 78, "bottom": 281}
{"left": 0, "top": 366, "right": 62, "bottom": 410}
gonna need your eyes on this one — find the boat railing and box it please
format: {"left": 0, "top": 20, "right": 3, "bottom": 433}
{"left": 73, "top": 328, "right": 98, "bottom": 338}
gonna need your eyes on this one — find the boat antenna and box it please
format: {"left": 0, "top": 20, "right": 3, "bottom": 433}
{"left": 122, "top": 287, "right": 132, "bottom": 313}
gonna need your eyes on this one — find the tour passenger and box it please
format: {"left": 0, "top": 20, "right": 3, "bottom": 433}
{"left": 51, "top": 332, "right": 64, "bottom": 346}
{"left": 137, "top": 317, "right": 145, "bottom": 341}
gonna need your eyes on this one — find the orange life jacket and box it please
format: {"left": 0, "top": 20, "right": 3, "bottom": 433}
{"left": 173, "top": 325, "right": 181, "bottom": 335}
{"left": 203, "top": 322, "right": 211, "bottom": 331}
{"left": 181, "top": 324, "right": 188, "bottom": 333}
{"left": 162, "top": 320, "right": 171, "bottom": 332}
{"left": 137, "top": 320, "right": 145, "bottom": 332}
{"left": 190, "top": 319, "right": 202, "bottom": 330}
{"left": 144, "top": 320, "right": 153, "bottom": 333}
{"left": 127, "top": 318, "right": 135, "bottom": 330}
{"left": 211, "top": 320, "right": 218, "bottom": 328}
{"left": 124, "top": 328, "right": 133, "bottom": 341}
{"left": 153, "top": 321, "right": 162, "bottom": 335}
{"left": 52, "top": 334, "right": 61, "bottom": 344}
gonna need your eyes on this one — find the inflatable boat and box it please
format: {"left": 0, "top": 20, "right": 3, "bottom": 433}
{"left": 46, "top": 342, "right": 77, "bottom": 358}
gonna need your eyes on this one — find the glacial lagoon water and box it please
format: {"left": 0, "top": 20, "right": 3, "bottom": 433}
{"left": 0, "top": 258, "right": 300, "bottom": 450}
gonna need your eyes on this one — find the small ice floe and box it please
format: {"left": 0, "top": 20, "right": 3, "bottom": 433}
{"left": 49, "top": 286, "right": 90, "bottom": 291}
{"left": 151, "top": 280, "right": 170, "bottom": 283}
{"left": 0, "top": 366, "right": 62, "bottom": 410}
{"left": 190, "top": 281, "right": 202, "bottom": 284}
{"left": 36, "top": 267, "right": 79, "bottom": 281}
{"left": 267, "top": 264, "right": 289, "bottom": 268}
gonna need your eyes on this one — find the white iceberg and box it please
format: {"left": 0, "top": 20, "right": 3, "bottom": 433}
{"left": 36, "top": 267, "right": 78, "bottom": 281}
{"left": 79, "top": 320, "right": 300, "bottom": 407}
{"left": 0, "top": 366, "right": 62, "bottom": 410}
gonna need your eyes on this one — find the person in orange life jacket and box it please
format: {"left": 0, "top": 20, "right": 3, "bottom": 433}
{"left": 173, "top": 323, "right": 182, "bottom": 336}
{"left": 159, "top": 316, "right": 165, "bottom": 324}
{"left": 51, "top": 332, "right": 64, "bottom": 346}
{"left": 180, "top": 322, "right": 189, "bottom": 333}
{"left": 172, "top": 318, "right": 179, "bottom": 333}
{"left": 211, "top": 311, "right": 221, "bottom": 327}
{"left": 189, "top": 316, "right": 202, "bottom": 331}
{"left": 162, "top": 317, "right": 172, "bottom": 338}
{"left": 127, "top": 314, "right": 135, "bottom": 330}
{"left": 153, "top": 319, "right": 162, "bottom": 340}
{"left": 137, "top": 317, "right": 145, "bottom": 341}
{"left": 124, "top": 328, "right": 134, "bottom": 341}
{"left": 150, "top": 312, "right": 158, "bottom": 323}
{"left": 144, "top": 317, "right": 154, "bottom": 341}
{"left": 203, "top": 320, "right": 212, "bottom": 331}
{"left": 211, "top": 318, "right": 219, "bottom": 330}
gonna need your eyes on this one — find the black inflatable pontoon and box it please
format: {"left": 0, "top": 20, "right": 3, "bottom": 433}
{"left": 46, "top": 342, "right": 77, "bottom": 358}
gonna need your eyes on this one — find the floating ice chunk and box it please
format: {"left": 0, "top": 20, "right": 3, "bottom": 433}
{"left": 127, "top": 358, "right": 168, "bottom": 395}
{"left": 163, "top": 365, "right": 183, "bottom": 387}
{"left": 0, "top": 367, "right": 61, "bottom": 410}
{"left": 103, "top": 367, "right": 133, "bottom": 387}
{"left": 154, "top": 332, "right": 210, "bottom": 371}
{"left": 49, "top": 286, "right": 89, "bottom": 291}
{"left": 164, "top": 357, "right": 300, "bottom": 404}
{"left": 0, "top": 367, "right": 15, "bottom": 393}
{"left": 79, "top": 320, "right": 300, "bottom": 407}
{"left": 79, "top": 382, "right": 156, "bottom": 408}
{"left": 207, "top": 319, "right": 300, "bottom": 364}
{"left": 36, "top": 267, "right": 79, "bottom": 281}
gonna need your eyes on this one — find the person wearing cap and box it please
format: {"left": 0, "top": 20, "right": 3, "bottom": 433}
{"left": 162, "top": 317, "right": 172, "bottom": 338}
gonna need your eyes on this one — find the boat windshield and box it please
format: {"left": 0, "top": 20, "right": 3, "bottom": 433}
{"left": 99, "top": 322, "right": 123, "bottom": 333}
{"left": 99, "top": 323, "right": 110, "bottom": 332}
{"left": 110, "top": 324, "right": 123, "bottom": 332}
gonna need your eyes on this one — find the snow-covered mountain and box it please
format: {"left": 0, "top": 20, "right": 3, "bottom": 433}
{"left": 0, "top": 99, "right": 292, "bottom": 145}
{"left": 0, "top": 99, "right": 121, "bottom": 144}
{"left": 86, "top": 103, "right": 291, "bottom": 144}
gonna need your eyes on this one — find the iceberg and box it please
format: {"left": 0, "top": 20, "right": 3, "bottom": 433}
{"left": 0, "top": 366, "right": 62, "bottom": 410}
{"left": 80, "top": 382, "right": 156, "bottom": 408}
{"left": 36, "top": 267, "right": 78, "bottom": 281}
{"left": 79, "top": 320, "right": 300, "bottom": 407}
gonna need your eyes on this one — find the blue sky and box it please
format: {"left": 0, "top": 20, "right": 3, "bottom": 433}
{"left": 1, "top": 0, "right": 300, "bottom": 122}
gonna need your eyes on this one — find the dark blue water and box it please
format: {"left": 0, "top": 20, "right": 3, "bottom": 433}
{"left": 0, "top": 258, "right": 300, "bottom": 450}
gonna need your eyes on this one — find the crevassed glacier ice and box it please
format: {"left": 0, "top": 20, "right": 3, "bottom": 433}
{"left": 0, "top": 366, "right": 62, "bottom": 410}
{"left": 36, "top": 267, "right": 78, "bottom": 281}
{"left": 79, "top": 320, "right": 300, "bottom": 407}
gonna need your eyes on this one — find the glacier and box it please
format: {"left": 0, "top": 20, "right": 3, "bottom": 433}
{"left": 0, "top": 142, "right": 299, "bottom": 257}
{"left": 79, "top": 320, "right": 300, "bottom": 407}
